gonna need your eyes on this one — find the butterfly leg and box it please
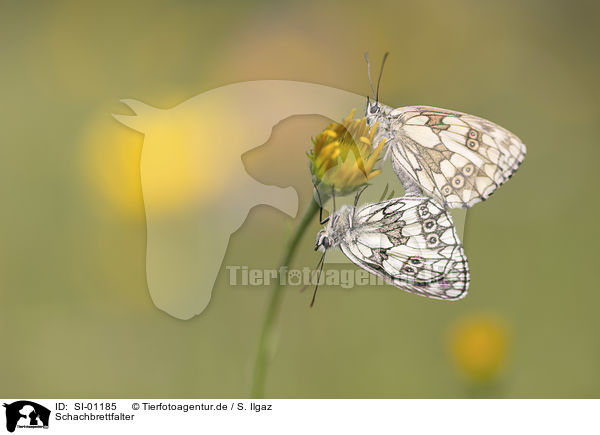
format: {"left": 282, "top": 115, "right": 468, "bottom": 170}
{"left": 354, "top": 185, "right": 368, "bottom": 208}
{"left": 376, "top": 183, "right": 396, "bottom": 201}
{"left": 331, "top": 185, "right": 336, "bottom": 214}
{"left": 313, "top": 183, "right": 330, "bottom": 224}
{"left": 352, "top": 184, "right": 369, "bottom": 224}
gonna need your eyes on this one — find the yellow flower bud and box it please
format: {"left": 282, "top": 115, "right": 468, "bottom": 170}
{"left": 308, "top": 109, "right": 385, "bottom": 196}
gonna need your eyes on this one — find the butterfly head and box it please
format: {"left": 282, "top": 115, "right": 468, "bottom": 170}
{"left": 365, "top": 98, "right": 393, "bottom": 128}
{"left": 364, "top": 52, "right": 391, "bottom": 127}
{"left": 315, "top": 206, "right": 353, "bottom": 251}
{"left": 315, "top": 230, "right": 334, "bottom": 252}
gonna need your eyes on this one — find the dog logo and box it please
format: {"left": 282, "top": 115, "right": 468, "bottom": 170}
{"left": 3, "top": 401, "right": 50, "bottom": 432}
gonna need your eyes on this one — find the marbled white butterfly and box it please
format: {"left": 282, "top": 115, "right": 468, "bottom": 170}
{"left": 364, "top": 53, "right": 526, "bottom": 209}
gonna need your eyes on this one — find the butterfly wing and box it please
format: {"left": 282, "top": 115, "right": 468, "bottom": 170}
{"left": 386, "top": 106, "right": 525, "bottom": 208}
{"left": 340, "top": 196, "right": 469, "bottom": 300}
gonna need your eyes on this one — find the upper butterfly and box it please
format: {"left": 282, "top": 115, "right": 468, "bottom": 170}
{"left": 363, "top": 54, "right": 526, "bottom": 209}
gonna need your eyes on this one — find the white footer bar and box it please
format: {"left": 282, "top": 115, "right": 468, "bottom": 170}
{"left": 1, "top": 399, "right": 596, "bottom": 434}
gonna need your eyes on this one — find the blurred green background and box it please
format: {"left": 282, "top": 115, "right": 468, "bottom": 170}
{"left": 1, "top": 0, "right": 599, "bottom": 398}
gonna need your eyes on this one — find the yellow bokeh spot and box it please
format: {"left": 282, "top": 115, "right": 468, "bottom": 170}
{"left": 449, "top": 315, "right": 509, "bottom": 383}
{"left": 82, "top": 115, "right": 145, "bottom": 218}
{"left": 137, "top": 115, "right": 225, "bottom": 215}
{"left": 83, "top": 110, "right": 229, "bottom": 219}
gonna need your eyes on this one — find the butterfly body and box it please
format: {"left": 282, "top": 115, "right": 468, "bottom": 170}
{"left": 365, "top": 101, "right": 526, "bottom": 208}
{"left": 315, "top": 196, "right": 469, "bottom": 300}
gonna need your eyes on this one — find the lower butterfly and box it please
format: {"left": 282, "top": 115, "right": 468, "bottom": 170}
{"left": 313, "top": 193, "right": 469, "bottom": 305}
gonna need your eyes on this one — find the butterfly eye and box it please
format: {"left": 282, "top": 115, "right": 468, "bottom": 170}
{"left": 452, "top": 174, "right": 465, "bottom": 188}
{"left": 315, "top": 232, "right": 332, "bottom": 250}
{"left": 370, "top": 105, "right": 379, "bottom": 114}
{"left": 462, "top": 164, "right": 475, "bottom": 176}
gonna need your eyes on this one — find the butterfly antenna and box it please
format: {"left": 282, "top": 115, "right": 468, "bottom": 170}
{"left": 310, "top": 251, "right": 327, "bottom": 308}
{"left": 300, "top": 252, "right": 327, "bottom": 292}
{"left": 364, "top": 52, "right": 376, "bottom": 99}
{"left": 375, "top": 52, "right": 389, "bottom": 103}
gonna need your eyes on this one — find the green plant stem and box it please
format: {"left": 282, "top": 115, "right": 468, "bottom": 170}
{"left": 250, "top": 197, "right": 321, "bottom": 398}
